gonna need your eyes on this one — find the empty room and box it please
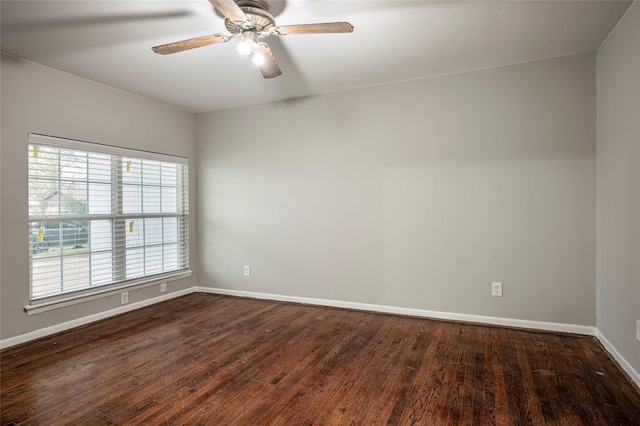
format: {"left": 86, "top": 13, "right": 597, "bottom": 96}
{"left": 1, "top": 0, "right": 639, "bottom": 424}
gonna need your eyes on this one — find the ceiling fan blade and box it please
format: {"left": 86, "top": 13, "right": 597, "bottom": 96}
{"left": 273, "top": 22, "right": 354, "bottom": 35}
{"left": 254, "top": 43, "right": 282, "bottom": 79}
{"left": 152, "top": 33, "right": 229, "bottom": 55}
{"left": 208, "top": 0, "right": 248, "bottom": 22}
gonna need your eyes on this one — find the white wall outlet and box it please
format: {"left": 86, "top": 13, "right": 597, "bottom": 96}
{"left": 160, "top": 283, "right": 167, "bottom": 293}
{"left": 121, "top": 291, "right": 129, "bottom": 304}
{"left": 636, "top": 320, "right": 640, "bottom": 341}
{"left": 243, "top": 265, "right": 251, "bottom": 277}
{"left": 491, "top": 282, "right": 503, "bottom": 297}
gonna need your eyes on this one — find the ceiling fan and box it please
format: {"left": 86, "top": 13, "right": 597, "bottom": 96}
{"left": 152, "top": 0, "right": 354, "bottom": 79}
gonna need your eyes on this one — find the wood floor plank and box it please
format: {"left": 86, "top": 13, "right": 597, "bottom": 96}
{"left": 2, "top": 293, "right": 640, "bottom": 425}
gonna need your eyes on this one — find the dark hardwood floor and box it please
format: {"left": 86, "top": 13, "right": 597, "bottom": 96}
{"left": 1, "top": 293, "right": 639, "bottom": 425}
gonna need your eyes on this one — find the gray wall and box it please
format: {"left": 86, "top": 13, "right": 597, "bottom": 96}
{"left": 597, "top": 2, "right": 640, "bottom": 375}
{"left": 0, "top": 55, "right": 198, "bottom": 340}
{"left": 197, "top": 52, "right": 597, "bottom": 326}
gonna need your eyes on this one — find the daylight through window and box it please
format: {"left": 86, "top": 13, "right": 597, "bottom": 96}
{"left": 28, "top": 134, "right": 189, "bottom": 301}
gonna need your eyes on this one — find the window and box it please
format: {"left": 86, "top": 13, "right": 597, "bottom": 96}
{"left": 28, "top": 134, "right": 189, "bottom": 302}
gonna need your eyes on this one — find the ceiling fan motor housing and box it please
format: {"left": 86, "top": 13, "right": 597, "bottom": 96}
{"left": 236, "top": 0, "right": 269, "bottom": 10}
{"left": 225, "top": 0, "right": 275, "bottom": 36}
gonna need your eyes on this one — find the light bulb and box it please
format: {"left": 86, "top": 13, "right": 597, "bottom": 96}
{"left": 237, "top": 41, "right": 252, "bottom": 56}
{"left": 239, "top": 31, "right": 259, "bottom": 56}
{"left": 252, "top": 52, "right": 265, "bottom": 66}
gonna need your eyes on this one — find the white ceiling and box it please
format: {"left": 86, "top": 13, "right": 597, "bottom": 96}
{"left": 1, "top": 0, "right": 632, "bottom": 113}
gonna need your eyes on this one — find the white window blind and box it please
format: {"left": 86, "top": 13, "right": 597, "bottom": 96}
{"left": 28, "top": 134, "right": 189, "bottom": 302}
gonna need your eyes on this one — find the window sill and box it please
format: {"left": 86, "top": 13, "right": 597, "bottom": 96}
{"left": 24, "top": 270, "right": 192, "bottom": 316}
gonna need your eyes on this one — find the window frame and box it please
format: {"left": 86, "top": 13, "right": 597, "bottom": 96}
{"left": 26, "top": 134, "right": 190, "bottom": 310}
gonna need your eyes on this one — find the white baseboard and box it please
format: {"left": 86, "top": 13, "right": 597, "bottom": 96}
{"left": 0, "top": 287, "right": 195, "bottom": 350}
{"left": 196, "top": 287, "right": 597, "bottom": 336}
{"left": 10, "top": 285, "right": 640, "bottom": 390}
{"left": 596, "top": 329, "right": 640, "bottom": 388}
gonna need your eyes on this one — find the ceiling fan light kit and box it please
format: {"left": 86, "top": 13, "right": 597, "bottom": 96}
{"left": 151, "top": 0, "right": 354, "bottom": 79}
{"left": 237, "top": 31, "right": 259, "bottom": 55}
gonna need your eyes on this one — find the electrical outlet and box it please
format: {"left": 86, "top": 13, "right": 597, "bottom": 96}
{"left": 160, "top": 283, "right": 167, "bottom": 293}
{"left": 491, "top": 282, "right": 503, "bottom": 297}
{"left": 636, "top": 320, "right": 640, "bottom": 341}
{"left": 243, "top": 265, "right": 251, "bottom": 277}
{"left": 121, "top": 291, "right": 129, "bottom": 304}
